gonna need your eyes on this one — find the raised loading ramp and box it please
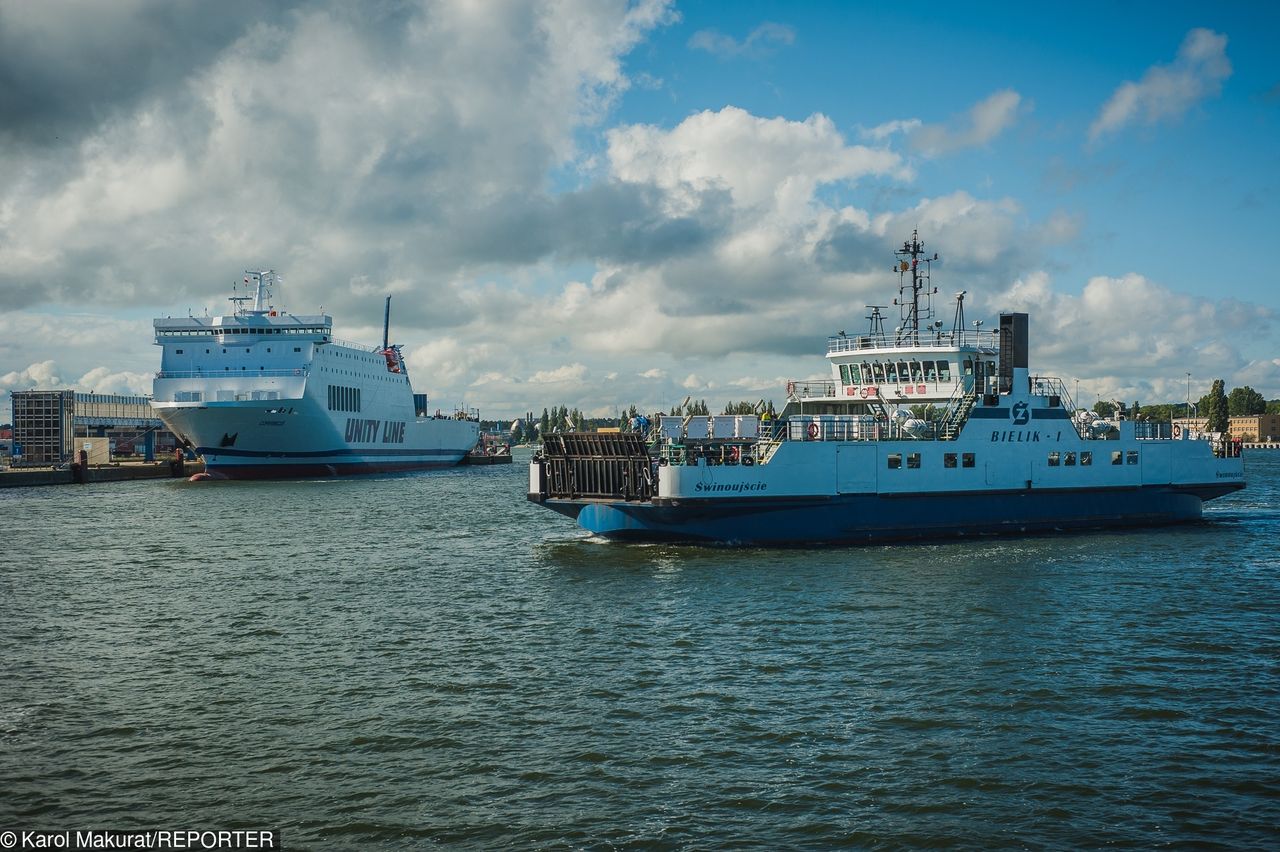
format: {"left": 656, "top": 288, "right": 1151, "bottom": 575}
{"left": 537, "top": 433, "right": 654, "bottom": 501}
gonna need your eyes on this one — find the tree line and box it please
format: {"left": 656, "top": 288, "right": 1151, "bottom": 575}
{"left": 505, "top": 400, "right": 779, "bottom": 443}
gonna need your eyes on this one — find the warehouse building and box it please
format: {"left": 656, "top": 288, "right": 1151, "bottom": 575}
{"left": 8, "top": 390, "right": 178, "bottom": 466}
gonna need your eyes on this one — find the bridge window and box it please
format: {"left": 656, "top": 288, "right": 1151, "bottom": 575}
{"left": 885, "top": 362, "right": 897, "bottom": 383}
{"left": 964, "top": 358, "right": 973, "bottom": 376}
{"left": 839, "top": 364, "right": 850, "bottom": 385}
{"left": 944, "top": 452, "right": 957, "bottom": 468}
{"left": 898, "top": 361, "right": 910, "bottom": 382}
{"left": 938, "top": 361, "right": 951, "bottom": 381}
{"left": 924, "top": 361, "right": 938, "bottom": 382}
{"left": 962, "top": 452, "right": 975, "bottom": 468}
{"left": 909, "top": 361, "right": 923, "bottom": 382}
{"left": 1048, "top": 451, "right": 1060, "bottom": 467}
{"left": 872, "top": 362, "right": 885, "bottom": 382}
{"left": 848, "top": 365, "right": 860, "bottom": 385}
{"left": 887, "top": 453, "right": 901, "bottom": 469}
{"left": 907, "top": 452, "right": 921, "bottom": 469}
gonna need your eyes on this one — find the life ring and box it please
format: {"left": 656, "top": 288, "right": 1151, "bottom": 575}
{"left": 860, "top": 387, "right": 869, "bottom": 398}
{"left": 293, "top": 369, "right": 301, "bottom": 376}
{"left": 1172, "top": 425, "right": 1181, "bottom": 439}
{"left": 807, "top": 422, "right": 819, "bottom": 439}
{"left": 729, "top": 446, "right": 740, "bottom": 462}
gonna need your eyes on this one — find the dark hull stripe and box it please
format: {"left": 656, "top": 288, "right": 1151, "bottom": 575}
{"left": 202, "top": 459, "right": 461, "bottom": 480}
{"left": 197, "top": 446, "right": 463, "bottom": 459}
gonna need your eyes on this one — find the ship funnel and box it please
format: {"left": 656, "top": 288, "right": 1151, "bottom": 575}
{"left": 383, "top": 295, "right": 391, "bottom": 351}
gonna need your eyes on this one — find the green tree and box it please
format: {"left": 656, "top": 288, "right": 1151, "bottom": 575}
{"left": 1093, "top": 400, "right": 1116, "bottom": 418}
{"left": 1204, "top": 379, "right": 1229, "bottom": 433}
{"left": 1227, "top": 385, "right": 1266, "bottom": 415}
{"left": 1267, "top": 400, "right": 1280, "bottom": 415}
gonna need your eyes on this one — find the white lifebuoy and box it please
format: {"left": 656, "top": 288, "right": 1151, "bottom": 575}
{"left": 1173, "top": 425, "right": 1182, "bottom": 439}
{"left": 860, "top": 387, "right": 869, "bottom": 398}
{"left": 293, "top": 369, "right": 301, "bottom": 376}
{"left": 807, "top": 422, "right": 819, "bottom": 439}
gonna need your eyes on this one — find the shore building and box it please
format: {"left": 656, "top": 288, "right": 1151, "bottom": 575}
{"left": 8, "top": 390, "right": 177, "bottom": 466}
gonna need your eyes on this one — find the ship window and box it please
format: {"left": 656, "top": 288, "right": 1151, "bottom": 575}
{"left": 1048, "top": 451, "right": 1060, "bottom": 467}
{"left": 962, "top": 452, "right": 975, "bottom": 468}
{"left": 898, "top": 362, "right": 910, "bottom": 382}
{"left": 839, "top": 364, "right": 850, "bottom": 385}
{"left": 175, "top": 349, "right": 183, "bottom": 354}
{"left": 1081, "top": 452, "right": 1092, "bottom": 466}
{"left": 886, "top": 453, "right": 901, "bottom": 470}
{"left": 907, "top": 452, "right": 921, "bottom": 469}
{"left": 944, "top": 452, "right": 957, "bottom": 468}
{"left": 909, "top": 362, "right": 923, "bottom": 382}
{"left": 861, "top": 363, "right": 872, "bottom": 383}
{"left": 1064, "top": 452, "right": 1076, "bottom": 466}
{"left": 885, "top": 362, "right": 897, "bottom": 383}
{"left": 872, "top": 362, "right": 885, "bottom": 382}
{"left": 1127, "top": 450, "right": 1139, "bottom": 465}
{"left": 206, "top": 349, "right": 210, "bottom": 354}
{"left": 964, "top": 358, "right": 973, "bottom": 376}
{"left": 848, "top": 365, "right": 860, "bottom": 385}
{"left": 294, "top": 347, "right": 301, "bottom": 353}
{"left": 939, "top": 361, "right": 951, "bottom": 381}
{"left": 924, "top": 361, "right": 938, "bottom": 382}
{"left": 1111, "top": 451, "right": 1123, "bottom": 465}
{"left": 266, "top": 348, "right": 271, "bottom": 353}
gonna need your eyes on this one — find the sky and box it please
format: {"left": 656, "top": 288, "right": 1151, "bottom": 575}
{"left": 2, "top": 0, "right": 1278, "bottom": 422}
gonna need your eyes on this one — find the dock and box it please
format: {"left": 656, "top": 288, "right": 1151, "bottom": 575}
{"left": 0, "top": 459, "right": 204, "bottom": 488}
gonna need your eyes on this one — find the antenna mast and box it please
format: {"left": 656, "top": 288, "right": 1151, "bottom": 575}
{"left": 892, "top": 230, "right": 939, "bottom": 345}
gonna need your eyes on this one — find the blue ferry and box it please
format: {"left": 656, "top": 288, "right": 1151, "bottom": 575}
{"left": 528, "top": 233, "right": 1245, "bottom": 544}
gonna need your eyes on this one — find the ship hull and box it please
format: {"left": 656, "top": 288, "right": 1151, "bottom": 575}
{"left": 538, "top": 483, "right": 1239, "bottom": 545}
{"left": 155, "top": 400, "right": 477, "bottom": 480}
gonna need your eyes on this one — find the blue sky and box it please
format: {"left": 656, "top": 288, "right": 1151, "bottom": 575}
{"left": 1, "top": 0, "right": 1278, "bottom": 420}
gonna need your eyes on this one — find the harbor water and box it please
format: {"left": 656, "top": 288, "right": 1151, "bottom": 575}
{"left": 2, "top": 451, "right": 1277, "bottom": 848}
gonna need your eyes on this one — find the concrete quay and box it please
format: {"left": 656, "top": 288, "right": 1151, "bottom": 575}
{"left": 0, "top": 459, "right": 205, "bottom": 488}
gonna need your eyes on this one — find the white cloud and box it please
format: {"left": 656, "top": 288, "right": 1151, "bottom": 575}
{"left": 1089, "top": 28, "right": 1231, "bottom": 143}
{"left": 688, "top": 22, "right": 795, "bottom": 59}
{"left": 909, "top": 90, "right": 1023, "bottom": 157}
{"left": 860, "top": 118, "right": 922, "bottom": 142}
{"left": 607, "top": 106, "right": 907, "bottom": 217}
{"left": 995, "top": 270, "right": 1274, "bottom": 402}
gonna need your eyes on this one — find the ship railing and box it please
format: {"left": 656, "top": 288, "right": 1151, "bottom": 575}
{"left": 827, "top": 329, "right": 1001, "bottom": 354}
{"left": 1029, "top": 376, "right": 1088, "bottom": 438}
{"left": 154, "top": 368, "right": 310, "bottom": 379}
{"left": 785, "top": 379, "right": 838, "bottom": 400}
{"left": 323, "top": 336, "right": 384, "bottom": 352}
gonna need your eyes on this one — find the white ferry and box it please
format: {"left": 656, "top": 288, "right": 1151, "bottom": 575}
{"left": 151, "top": 271, "right": 478, "bottom": 479}
{"left": 528, "top": 233, "right": 1246, "bottom": 544}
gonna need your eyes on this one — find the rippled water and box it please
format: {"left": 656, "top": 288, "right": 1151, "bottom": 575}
{"left": 2, "top": 451, "right": 1277, "bottom": 848}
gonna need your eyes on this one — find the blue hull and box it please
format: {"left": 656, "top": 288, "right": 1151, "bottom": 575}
{"left": 541, "top": 485, "right": 1233, "bottom": 545}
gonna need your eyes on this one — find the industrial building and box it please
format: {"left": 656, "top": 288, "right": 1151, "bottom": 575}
{"left": 8, "top": 390, "right": 178, "bottom": 466}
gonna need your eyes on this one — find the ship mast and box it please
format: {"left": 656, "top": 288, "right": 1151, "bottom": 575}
{"left": 892, "top": 230, "right": 939, "bottom": 346}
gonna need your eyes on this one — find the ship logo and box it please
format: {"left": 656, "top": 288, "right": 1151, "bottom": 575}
{"left": 1011, "top": 402, "right": 1029, "bottom": 425}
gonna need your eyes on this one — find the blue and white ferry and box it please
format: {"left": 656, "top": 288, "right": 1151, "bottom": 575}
{"left": 151, "top": 271, "right": 478, "bottom": 479}
{"left": 528, "top": 233, "right": 1245, "bottom": 544}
